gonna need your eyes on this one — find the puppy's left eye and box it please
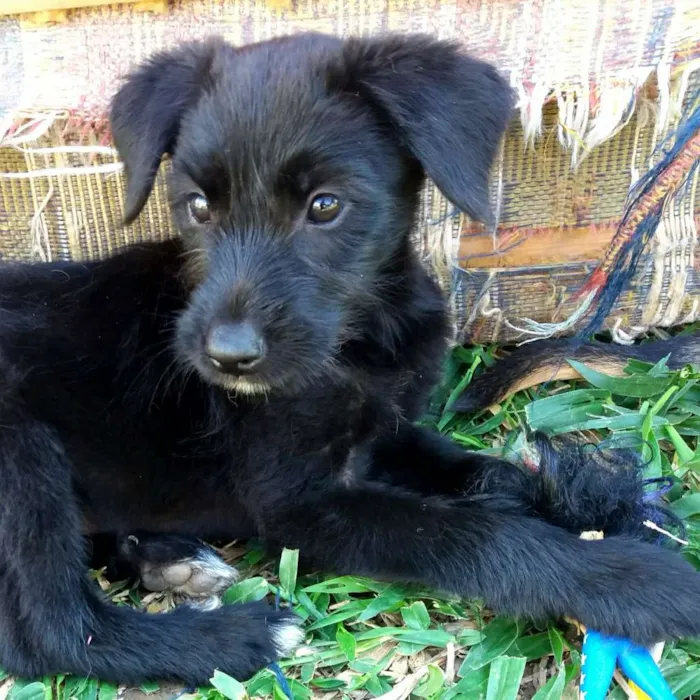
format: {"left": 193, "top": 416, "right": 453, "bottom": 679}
{"left": 188, "top": 194, "right": 211, "bottom": 224}
{"left": 308, "top": 194, "right": 342, "bottom": 224}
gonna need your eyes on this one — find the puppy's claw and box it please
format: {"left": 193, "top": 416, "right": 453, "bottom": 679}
{"left": 184, "top": 595, "right": 223, "bottom": 612}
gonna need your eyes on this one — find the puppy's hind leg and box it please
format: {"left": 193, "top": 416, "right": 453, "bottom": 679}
{"left": 0, "top": 405, "right": 302, "bottom": 684}
{"left": 117, "top": 532, "right": 239, "bottom": 598}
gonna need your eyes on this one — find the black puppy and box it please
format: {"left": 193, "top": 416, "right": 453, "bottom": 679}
{"left": 1, "top": 32, "right": 699, "bottom": 686}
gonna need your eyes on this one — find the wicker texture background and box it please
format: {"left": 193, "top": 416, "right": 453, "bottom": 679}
{"left": 1, "top": 0, "right": 699, "bottom": 343}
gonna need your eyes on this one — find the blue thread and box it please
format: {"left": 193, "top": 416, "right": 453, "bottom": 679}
{"left": 268, "top": 586, "right": 294, "bottom": 700}
{"left": 642, "top": 476, "right": 675, "bottom": 500}
{"left": 269, "top": 662, "right": 294, "bottom": 700}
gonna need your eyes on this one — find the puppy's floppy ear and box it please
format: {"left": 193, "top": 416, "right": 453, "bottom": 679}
{"left": 110, "top": 38, "right": 222, "bottom": 224}
{"left": 342, "top": 35, "right": 514, "bottom": 223}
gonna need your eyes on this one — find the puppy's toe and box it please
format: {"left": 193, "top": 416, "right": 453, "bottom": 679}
{"left": 140, "top": 549, "right": 239, "bottom": 598}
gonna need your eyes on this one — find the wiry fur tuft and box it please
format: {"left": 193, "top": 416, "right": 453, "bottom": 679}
{"left": 522, "top": 434, "right": 684, "bottom": 543}
{"left": 459, "top": 432, "right": 685, "bottom": 545}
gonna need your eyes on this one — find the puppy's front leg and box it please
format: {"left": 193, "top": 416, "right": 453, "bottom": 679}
{"left": 368, "top": 422, "right": 531, "bottom": 499}
{"left": 0, "top": 409, "right": 301, "bottom": 685}
{"left": 259, "top": 479, "right": 700, "bottom": 646}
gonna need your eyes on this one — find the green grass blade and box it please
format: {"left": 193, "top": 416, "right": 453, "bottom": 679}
{"left": 567, "top": 359, "right": 673, "bottom": 398}
{"left": 278, "top": 548, "right": 299, "bottom": 600}
{"left": 10, "top": 683, "right": 47, "bottom": 700}
{"left": 672, "top": 493, "right": 700, "bottom": 519}
{"left": 458, "top": 617, "right": 520, "bottom": 676}
{"left": 510, "top": 632, "right": 552, "bottom": 661}
{"left": 335, "top": 624, "right": 356, "bottom": 661}
{"left": 357, "top": 586, "right": 406, "bottom": 621}
{"left": 222, "top": 577, "right": 270, "bottom": 604}
{"left": 665, "top": 424, "right": 696, "bottom": 464}
{"left": 210, "top": 671, "right": 248, "bottom": 700}
{"left": 400, "top": 601, "right": 431, "bottom": 630}
{"left": 413, "top": 664, "right": 445, "bottom": 698}
{"left": 548, "top": 625, "right": 565, "bottom": 666}
{"left": 531, "top": 666, "right": 566, "bottom": 700}
{"left": 452, "top": 666, "right": 490, "bottom": 699}
{"left": 302, "top": 576, "right": 375, "bottom": 594}
{"left": 485, "top": 656, "right": 527, "bottom": 700}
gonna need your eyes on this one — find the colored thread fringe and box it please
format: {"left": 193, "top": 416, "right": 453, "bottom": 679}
{"left": 575, "top": 90, "right": 700, "bottom": 338}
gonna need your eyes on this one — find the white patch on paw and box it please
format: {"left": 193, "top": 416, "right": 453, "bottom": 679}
{"left": 141, "top": 548, "right": 239, "bottom": 598}
{"left": 185, "top": 549, "right": 239, "bottom": 595}
{"left": 271, "top": 620, "right": 305, "bottom": 657}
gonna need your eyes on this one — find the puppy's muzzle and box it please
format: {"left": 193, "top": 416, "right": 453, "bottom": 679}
{"left": 205, "top": 320, "right": 267, "bottom": 376}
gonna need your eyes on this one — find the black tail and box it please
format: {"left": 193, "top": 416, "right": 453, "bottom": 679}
{"left": 453, "top": 334, "right": 700, "bottom": 413}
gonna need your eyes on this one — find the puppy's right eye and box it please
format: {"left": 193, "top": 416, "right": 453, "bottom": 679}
{"left": 188, "top": 194, "right": 211, "bottom": 224}
{"left": 308, "top": 194, "right": 341, "bottom": 224}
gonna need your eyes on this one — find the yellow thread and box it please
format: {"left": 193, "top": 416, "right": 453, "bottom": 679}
{"left": 628, "top": 681, "right": 652, "bottom": 699}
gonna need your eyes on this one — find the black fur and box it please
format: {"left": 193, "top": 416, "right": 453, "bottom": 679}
{"left": 1, "top": 33, "right": 700, "bottom": 687}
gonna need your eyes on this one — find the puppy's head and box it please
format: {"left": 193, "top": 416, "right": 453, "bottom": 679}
{"left": 111, "top": 33, "right": 513, "bottom": 395}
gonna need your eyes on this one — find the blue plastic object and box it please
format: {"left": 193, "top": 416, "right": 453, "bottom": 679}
{"left": 580, "top": 630, "right": 675, "bottom": 700}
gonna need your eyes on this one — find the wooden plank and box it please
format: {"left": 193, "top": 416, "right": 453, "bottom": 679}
{"left": 458, "top": 222, "right": 617, "bottom": 269}
{"left": 459, "top": 216, "right": 700, "bottom": 270}
{"left": 0, "top": 0, "right": 141, "bottom": 15}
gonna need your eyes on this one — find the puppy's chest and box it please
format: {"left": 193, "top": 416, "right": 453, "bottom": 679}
{"left": 278, "top": 395, "right": 388, "bottom": 489}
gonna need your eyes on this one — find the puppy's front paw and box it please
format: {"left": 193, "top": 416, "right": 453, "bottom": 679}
{"left": 140, "top": 546, "right": 239, "bottom": 597}
{"left": 575, "top": 539, "right": 700, "bottom": 645}
{"left": 164, "top": 602, "right": 304, "bottom": 685}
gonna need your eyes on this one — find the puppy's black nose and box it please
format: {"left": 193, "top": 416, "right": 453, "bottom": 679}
{"left": 205, "top": 321, "right": 266, "bottom": 374}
